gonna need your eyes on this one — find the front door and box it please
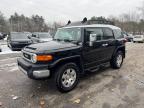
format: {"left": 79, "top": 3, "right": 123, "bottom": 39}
{"left": 83, "top": 27, "right": 116, "bottom": 69}
{"left": 83, "top": 27, "right": 104, "bottom": 69}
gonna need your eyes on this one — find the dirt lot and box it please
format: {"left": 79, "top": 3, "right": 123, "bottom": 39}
{"left": 0, "top": 42, "right": 144, "bottom": 108}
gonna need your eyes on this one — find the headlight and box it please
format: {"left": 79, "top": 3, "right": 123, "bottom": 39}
{"left": 31, "top": 54, "right": 53, "bottom": 63}
{"left": 31, "top": 54, "right": 37, "bottom": 63}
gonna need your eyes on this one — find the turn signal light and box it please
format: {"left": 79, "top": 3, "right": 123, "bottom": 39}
{"left": 36, "top": 55, "right": 53, "bottom": 62}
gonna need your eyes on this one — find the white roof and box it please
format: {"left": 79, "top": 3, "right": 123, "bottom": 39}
{"left": 62, "top": 24, "right": 121, "bottom": 30}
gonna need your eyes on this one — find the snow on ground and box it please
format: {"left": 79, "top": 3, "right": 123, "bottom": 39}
{"left": 0, "top": 45, "right": 20, "bottom": 55}
{"left": 0, "top": 40, "right": 20, "bottom": 55}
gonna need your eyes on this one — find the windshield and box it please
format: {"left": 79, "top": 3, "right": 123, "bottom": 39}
{"left": 11, "top": 33, "right": 29, "bottom": 40}
{"left": 38, "top": 33, "right": 51, "bottom": 39}
{"left": 54, "top": 28, "right": 81, "bottom": 42}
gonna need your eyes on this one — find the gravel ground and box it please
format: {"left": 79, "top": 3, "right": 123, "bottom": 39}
{"left": 0, "top": 42, "right": 144, "bottom": 108}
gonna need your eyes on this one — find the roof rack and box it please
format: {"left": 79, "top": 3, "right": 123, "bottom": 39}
{"left": 66, "top": 17, "right": 115, "bottom": 26}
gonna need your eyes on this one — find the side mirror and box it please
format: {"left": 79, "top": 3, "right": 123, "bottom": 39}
{"left": 89, "top": 34, "right": 97, "bottom": 46}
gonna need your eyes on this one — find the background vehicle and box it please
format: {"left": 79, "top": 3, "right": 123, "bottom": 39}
{"left": 30, "top": 32, "right": 52, "bottom": 43}
{"left": 0, "top": 32, "right": 7, "bottom": 40}
{"left": 0, "top": 44, "right": 1, "bottom": 52}
{"left": 133, "top": 35, "right": 144, "bottom": 43}
{"left": 7, "top": 32, "right": 32, "bottom": 51}
{"left": 0, "top": 32, "right": 4, "bottom": 40}
{"left": 18, "top": 19, "right": 126, "bottom": 92}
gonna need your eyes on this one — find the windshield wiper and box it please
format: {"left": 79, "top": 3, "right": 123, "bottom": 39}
{"left": 63, "top": 39, "right": 81, "bottom": 45}
{"left": 54, "top": 39, "right": 72, "bottom": 42}
{"left": 53, "top": 38, "right": 62, "bottom": 41}
{"left": 63, "top": 39, "right": 72, "bottom": 42}
{"left": 54, "top": 39, "right": 81, "bottom": 45}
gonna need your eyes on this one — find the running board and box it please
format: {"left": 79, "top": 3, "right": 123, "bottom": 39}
{"left": 85, "top": 62, "right": 110, "bottom": 73}
{"left": 91, "top": 67, "right": 100, "bottom": 72}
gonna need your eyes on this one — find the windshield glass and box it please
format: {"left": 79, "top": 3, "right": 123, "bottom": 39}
{"left": 11, "top": 33, "right": 29, "bottom": 40}
{"left": 54, "top": 28, "right": 81, "bottom": 42}
{"left": 38, "top": 33, "right": 51, "bottom": 39}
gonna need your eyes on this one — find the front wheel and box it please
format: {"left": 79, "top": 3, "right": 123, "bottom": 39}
{"left": 110, "top": 51, "right": 124, "bottom": 69}
{"left": 55, "top": 63, "right": 80, "bottom": 93}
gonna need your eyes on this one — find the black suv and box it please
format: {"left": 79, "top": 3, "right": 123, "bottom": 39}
{"left": 7, "top": 32, "right": 32, "bottom": 51}
{"left": 17, "top": 20, "right": 126, "bottom": 92}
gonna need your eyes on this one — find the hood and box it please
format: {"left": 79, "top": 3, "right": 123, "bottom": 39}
{"left": 24, "top": 40, "right": 79, "bottom": 53}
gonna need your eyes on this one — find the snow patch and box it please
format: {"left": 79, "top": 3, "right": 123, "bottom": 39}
{"left": 0, "top": 45, "right": 20, "bottom": 55}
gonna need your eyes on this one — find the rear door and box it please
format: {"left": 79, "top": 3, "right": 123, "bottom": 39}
{"left": 100, "top": 28, "right": 116, "bottom": 61}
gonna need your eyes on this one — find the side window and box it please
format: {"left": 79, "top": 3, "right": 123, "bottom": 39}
{"left": 85, "top": 28, "right": 103, "bottom": 41}
{"left": 103, "top": 28, "right": 114, "bottom": 40}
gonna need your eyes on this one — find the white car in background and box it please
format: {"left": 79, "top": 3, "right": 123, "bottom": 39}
{"left": 133, "top": 35, "right": 144, "bottom": 43}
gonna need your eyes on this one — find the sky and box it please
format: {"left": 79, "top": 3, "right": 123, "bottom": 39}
{"left": 0, "top": 0, "right": 143, "bottom": 23}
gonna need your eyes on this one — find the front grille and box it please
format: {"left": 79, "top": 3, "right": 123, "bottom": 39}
{"left": 22, "top": 51, "right": 33, "bottom": 62}
{"left": 23, "top": 52, "right": 31, "bottom": 60}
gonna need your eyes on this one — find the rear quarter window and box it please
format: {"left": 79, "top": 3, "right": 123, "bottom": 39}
{"left": 114, "top": 29, "right": 123, "bottom": 39}
{"left": 103, "top": 28, "right": 114, "bottom": 40}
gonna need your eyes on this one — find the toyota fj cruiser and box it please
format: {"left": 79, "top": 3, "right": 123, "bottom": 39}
{"left": 17, "top": 18, "right": 126, "bottom": 92}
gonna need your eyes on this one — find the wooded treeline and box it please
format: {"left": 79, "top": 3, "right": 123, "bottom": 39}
{"left": 0, "top": 12, "right": 62, "bottom": 34}
{"left": 93, "top": 2, "right": 144, "bottom": 35}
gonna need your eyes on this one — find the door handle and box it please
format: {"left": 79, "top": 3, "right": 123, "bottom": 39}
{"left": 102, "top": 43, "right": 108, "bottom": 47}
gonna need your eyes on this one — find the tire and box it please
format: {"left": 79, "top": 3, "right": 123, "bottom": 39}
{"left": 110, "top": 51, "right": 124, "bottom": 69}
{"left": 55, "top": 63, "right": 80, "bottom": 93}
{"left": 133, "top": 41, "right": 135, "bottom": 43}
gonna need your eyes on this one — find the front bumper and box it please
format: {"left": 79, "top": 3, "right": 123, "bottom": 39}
{"left": 10, "top": 43, "right": 31, "bottom": 50}
{"left": 17, "top": 58, "right": 50, "bottom": 79}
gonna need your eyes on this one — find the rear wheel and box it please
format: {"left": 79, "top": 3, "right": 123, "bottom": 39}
{"left": 55, "top": 63, "right": 80, "bottom": 92}
{"left": 110, "top": 51, "right": 124, "bottom": 69}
